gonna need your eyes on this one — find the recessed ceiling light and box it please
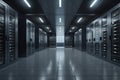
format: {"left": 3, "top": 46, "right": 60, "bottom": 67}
{"left": 46, "top": 27, "right": 50, "bottom": 30}
{"left": 24, "top": 0, "right": 31, "bottom": 8}
{"left": 49, "top": 30, "right": 52, "bottom": 32}
{"left": 69, "top": 30, "right": 72, "bottom": 32}
{"left": 59, "top": 18, "right": 62, "bottom": 22}
{"left": 39, "top": 17, "right": 44, "bottom": 23}
{"left": 79, "top": 28, "right": 82, "bottom": 31}
{"left": 72, "top": 27, "right": 75, "bottom": 30}
{"left": 75, "top": 32, "right": 78, "bottom": 34}
{"left": 59, "top": 0, "right": 62, "bottom": 7}
{"left": 39, "top": 28, "right": 42, "bottom": 31}
{"left": 77, "top": 17, "right": 83, "bottom": 23}
{"left": 90, "top": 0, "right": 98, "bottom": 8}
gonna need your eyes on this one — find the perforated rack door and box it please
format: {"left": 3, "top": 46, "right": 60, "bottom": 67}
{"left": 101, "top": 16, "right": 108, "bottom": 58}
{"left": 0, "top": 3, "right": 5, "bottom": 65}
{"left": 8, "top": 10, "right": 16, "bottom": 62}
{"left": 95, "top": 21, "right": 100, "bottom": 55}
{"left": 111, "top": 8, "right": 120, "bottom": 62}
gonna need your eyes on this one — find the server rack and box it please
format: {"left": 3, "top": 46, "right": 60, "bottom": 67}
{"left": 111, "top": 8, "right": 120, "bottom": 63}
{"left": 74, "top": 33, "right": 79, "bottom": 49}
{"left": 65, "top": 36, "right": 73, "bottom": 48}
{"left": 101, "top": 15, "right": 108, "bottom": 58}
{"left": 26, "top": 20, "right": 35, "bottom": 56}
{"left": 86, "top": 3, "right": 120, "bottom": 66}
{"left": 38, "top": 29, "right": 47, "bottom": 50}
{"left": 49, "top": 36, "right": 56, "bottom": 47}
{"left": 7, "top": 6, "right": 18, "bottom": 62}
{"left": 86, "top": 24, "right": 93, "bottom": 54}
{"left": 18, "top": 18, "right": 35, "bottom": 57}
{"left": 94, "top": 19, "right": 101, "bottom": 56}
{"left": 79, "top": 31, "right": 82, "bottom": 50}
{"left": 0, "top": 1, "right": 18, "bottom": 68}
{"left": 0, "top": 2, "right": 6, "bottom": 65}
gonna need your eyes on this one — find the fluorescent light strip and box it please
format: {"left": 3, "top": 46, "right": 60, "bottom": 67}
{"left": 79, "top": 29, "right": 82, "bottom": 31}
{"left": 72, "top": 27, "right": 75, "bottom": 30}
{"left": 69, "top": 30, "right": 72, "bottom": 32}
{"left": 24, "top": 0, "right": 31, "bottom": 8}
{"left": 46, "top": 27, "right": 50, "bottom": 30}
{"left": 59, "top": 18, "right": 62, "bottom": 22}
{"left": 39, "top": 28, "right": 42, "bottom": 31}
{"left": 39, "top": 17, "right": 44, "bottom": 23}
{"left": 90, "top": 0, "right": 98, "bottom": 8}
{"left": 59, "top": 0, "right": 62, "bottom": 7}
{"left": 77, "top": 18, "right": 82, "bottom": 23}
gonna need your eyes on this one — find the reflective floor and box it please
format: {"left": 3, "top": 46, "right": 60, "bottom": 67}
{"left": 0, "top": 48, "right": 120, "bottom": 80}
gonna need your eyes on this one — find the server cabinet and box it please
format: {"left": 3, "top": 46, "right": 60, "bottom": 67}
{"left": 26, "top": 20, "right": 35, "bottom": 56}
{"left": 79, "top": 32, "right": 82, "bottom": 50}
{"left": 39, "top": 30, "right": 43, "bottom": 50}
{"left": 18, "top": 18, "right": 35, "bottom": 57}
{"left": 7, "top": 6, "right": 18, "bottom": 62}
{"left": 111, "top": 8, "right": 120, "bottom": 62}
{"left": 101, "top": 15, "right": 108, "bottom": 58}
{"left": 85, "top": 3, "right": 120, "bottom": 66}
{"left": 0, "top": 0, "right": 18, "bottom": 68}
{"left": 74, "top": 33, "right": 79, "bottom": 48}
{"left": 94, "top": 19, "right": 101, "bottom": 56}
{"left": 38, "top": 29, "right": 47, "bottom": 50}
{"left": 65, "top": 36, "right": 73, "bottom": 47}
{"left": 86, "top": 24, "right": 94, "bottom": 54}
{"left": 74, "top": 30, "right": 83, "bottom": 50}
{"left": 0, "top": 2, "right": 6, "bottom": 65}
{"left": 49, "top": 36, "right": 56, "bottom": 47}
{"left": 74, "top": 34, "right": 77, "bottom": 48}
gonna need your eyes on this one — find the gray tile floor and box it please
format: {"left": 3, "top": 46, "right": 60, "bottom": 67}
{"left": 0, "top": 48, "right": 120, "bottom": 80}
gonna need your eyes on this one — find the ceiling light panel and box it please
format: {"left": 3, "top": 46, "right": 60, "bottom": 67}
{"left": 59, "top": 0, "right": 62, "bottom": 7}
{"left": 39, "top": 17, "right": 44, "bottom": 23}
{"left": 59, "top": 18, "right": 62, "bottom": 22}
{"left": 72, "top": 27, "right": 75, "bottom": 30}
{"left": 90, "top": 0, "right": 98, "bottom": 8}
{"left": 77, "top": 17, "right": 83, "bottom": 23}
{"left": 24, "top": 0, "right": 31, "bottom": 8}
{"left": 46, "top": 27, "right": 50, "bottom": 30}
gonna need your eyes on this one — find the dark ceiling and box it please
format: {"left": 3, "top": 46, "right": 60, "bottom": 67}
{"left": 3, "top": 0, "right": 120, "bottom": 34}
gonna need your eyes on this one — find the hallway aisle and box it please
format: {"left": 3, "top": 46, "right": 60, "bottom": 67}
{"left": 0, "top": 48, "right": 120, "bottom": 80}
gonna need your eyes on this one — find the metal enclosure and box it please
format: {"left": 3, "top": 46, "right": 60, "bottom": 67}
{"left": 39, "top": 29, "right": 47, "bottom": 50}
{"left": 26, "top": 20, "right": 35, "bottom": 56}
{"left": 86, "top": 24, "right": 94, "bottom": 54}
{"left": 86, "top": 3, "right": 120, "bottom": 66}
{"left": 18, "top": 17, "right": 35, "bottom": 57}
{"left": 74, "top": 29, "right": 82, "bottom": 50}
{"left": 48, "top": 35, "right": 56, "bottom": 48}
{"left": 0, "top": 0, "right": 18, "bottom": 68}
{"left": 65, "top": 35, "right": 74, "bottom": 48}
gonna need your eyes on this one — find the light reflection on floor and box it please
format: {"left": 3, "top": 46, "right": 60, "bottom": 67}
{"left": 56, "top": 47, "right": 65, "bottom": 80}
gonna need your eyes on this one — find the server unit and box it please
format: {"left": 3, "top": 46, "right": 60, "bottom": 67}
{"left": 65, "top": 35, "right": 74, "bottom": 48}
{"left": 74, "top": 29, "right": 82, "bottom": 50}
{"left": 101, "top": 15, "right": 108, "bottom": 58}
{"left": 0, "top": 1, "right": 18, "bottom": 68}
{"left": 94, "top": 19, "right": 101, "bottom": 56}
{"left": 86, "top": 3, "right": 120, "bottom": 66}
{"left": 49, "top": 36, "right": 56, "bottom": 47}
{"left": 74, "top": 33, "right": 79, "bottom": 48}
{"left": 86, "top": 24, "right": 94, "bottom": 54}
{"left": 18, "top": 18, "right": 35, "bottom": 57}
{"left": 39, "top": 29, "right": 47, "bottom": 50}
{"left": 111, "top": 8, "right": 120, "bottom": 63}
{"left": 26, "top": 20, "right": 35, "bottom": 56}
